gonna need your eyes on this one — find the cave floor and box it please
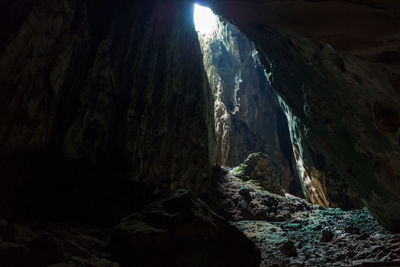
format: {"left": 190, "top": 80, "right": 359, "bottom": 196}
{"left": 214, "top": 168, "right": 400, "bottom": 266}
{"left": 2, "top": 168, "right": 400, "bottom": 266}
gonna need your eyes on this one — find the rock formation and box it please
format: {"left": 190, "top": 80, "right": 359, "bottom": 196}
{"left": 110, "top": 190, "right": 261, "bottom": 267}
{"left": 0, "top": 0, "right": 216, "bottom": 221}
{"left": 0, "top": 1, "right": 400, "bottom": 266}
{"left": 205, "top": 0, "right": 400, "bottom": 232}
{"left": 198, "top": 18, "right": 303, "bottom": 197}
{"left": 213, "top": 167, "right": 400, "bottom": 266}
{"left": 234, "top": 152, "right": 286, "bottom": 196}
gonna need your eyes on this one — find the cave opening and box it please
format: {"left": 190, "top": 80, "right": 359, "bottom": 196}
{"left": 193, "top": 3, "right": 304, "bottom": 198}
{"left": 1, "top": 1, "right": 400, "bottom": 266}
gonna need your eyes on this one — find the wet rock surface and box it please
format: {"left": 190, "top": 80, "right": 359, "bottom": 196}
{"left": 214, "top": 167, "right": 400, "bottom": 266}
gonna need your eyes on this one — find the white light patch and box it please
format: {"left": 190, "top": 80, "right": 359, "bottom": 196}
{"left": 193, "top": 4, "right": 218, "bottom": 34}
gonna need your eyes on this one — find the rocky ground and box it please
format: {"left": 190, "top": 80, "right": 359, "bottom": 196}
{"left": 1, "top": 154, "right": 399, "bottom": 266}
{"left": 212, "top": 164, "right": 400, "bottom": 266}
{"left": 0, "top": 189, "right": 261, "bottom": 267}
{"left": 0, "top": 219, "right": 117, "bottom": 266}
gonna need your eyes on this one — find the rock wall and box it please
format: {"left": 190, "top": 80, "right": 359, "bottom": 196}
{"left": 2, "top": 0, "right": 399, "bottom": 233}
{"left": 204, "top": 0, "right": 400, "bottom": 232}
{"left": 198, "top": 20, "right": 302, "bottom": 196}
{"left": 199, "top": 32, "right": 232, "bottom": 166}
{"left": 279, "top": 96, "right": 362, "bottom": 209}
{"left": 0, "top": 0, "right": 216, "bottom": 222}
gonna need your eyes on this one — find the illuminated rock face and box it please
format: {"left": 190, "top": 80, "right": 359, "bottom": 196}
{"left": 205, "top": 0, "right": 400, "bottom": 232}
{"left": 279, "top": 96, "right": 362, "bottom": 209}
{"left": 196, "top": 9, "right": 358, "bottom": 207}
{"left": 198, "top": 19, "right": 303, "bottom": 196}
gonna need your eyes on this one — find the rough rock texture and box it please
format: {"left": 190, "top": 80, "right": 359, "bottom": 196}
{"left": 198, "top": 29, "right": 233, "bottom": 167}
{"left": 280, "top": 98, "right": 363, "bottom": 210}
{"left": 1, "top": 0, "right": 400, "bottom": 241}
{"left": 235, "top": 208, "right": 400, "bottom": 267}
{"left": 258, "top": 28, "right": 399, "bottom": 231}
{"left": 205, "top": 0, "right": 400, "bottom": 232}
{"left": 212, "top": 168, "right": 400, "bottom": 266}
{"left": 0, "top": 190, "right": 261, "bottom": 267}
{"left": 0, "top": 189, "right": 261, "bottom": 267}
{"left": 0, "top": 219, "right": 117, "bottom": 267}
{"left": 234, "top": 153, "right": 286, "bottom": 196}
{"left": 212, "top": 165, "right": 311, "bottom": 222}
{"left": 213, "top": 97, "right": 232, "bottom": 166}
{"left": 0, "top": 0, "right": 216, "bottom": 221}
{"left": 110, "top": 189, "right": 261, "bottom": 267}
{"left": 198, "top": 19, "right": 302, "bottom": 197}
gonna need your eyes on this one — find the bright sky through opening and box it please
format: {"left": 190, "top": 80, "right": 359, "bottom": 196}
{"left": 193, "top": 4, "right": 218, "bottom": 34}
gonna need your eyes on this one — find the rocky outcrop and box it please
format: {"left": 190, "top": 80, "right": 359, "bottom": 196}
{"left": 234, "top": 153, "right": 285, "bottom": 196}
{"left": 198, "top": 18, "right": 302, "bottom": 197}
{"left": 1, "top": 0, "right": 399, "bottom": 237}
{"left": 206, "top": 0, "right": 400, "bottom": 232}
{"left": 210, "top": 165, "right": 311, "bottom": 222}
{"left": 0, "top": 190, "right": 262, "bottom": 267}
{"left": 199, "top": 3, "right": 356, "bottom": 209}
{"left": 209, "top": 167, "right": 400, "bottom": 266}
{"left": 110, "top": 189, "right": 261, "bottom": 267}
{"left": 0, "top": 1, "right": 216, "bottom": 221}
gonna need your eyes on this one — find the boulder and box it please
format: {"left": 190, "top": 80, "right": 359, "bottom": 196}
{"left": 235, "top": 152, "right": 285, "bottom": 195}
{"left": 110, "top": 189, "right": 261, "bottom": 267}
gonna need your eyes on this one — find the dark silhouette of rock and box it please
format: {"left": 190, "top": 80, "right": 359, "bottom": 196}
{"left": 0, "top": 0, "right": 216, "bottom": 224}
{"left": 320, "top": 229, "right": 334, "bottom": 242}
{"left": 238, "top": 187, "right": 252, "bottom": 201}
{"left": 0, "top": 240, "right": 28, "bottom": 267}
{"left": 281, "top": 240, "right": 298, "bottom": 257}
{"left": 110, "top": 189, "right": 261, "bottom": 267}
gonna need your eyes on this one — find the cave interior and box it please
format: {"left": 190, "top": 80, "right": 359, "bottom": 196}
{"left": 0, "top": 0, "right": 400, "bottom": 266}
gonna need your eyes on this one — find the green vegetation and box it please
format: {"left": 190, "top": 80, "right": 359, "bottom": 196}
{"left": 246, "top": 179, "right": 265, "bottom": 191}
{"left": 232, "top": 164, "right": 248, "bottom": 175}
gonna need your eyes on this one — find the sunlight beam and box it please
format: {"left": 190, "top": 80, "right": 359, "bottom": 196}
{"left": 193, "top": 4, "right": 218, "bottom": 34}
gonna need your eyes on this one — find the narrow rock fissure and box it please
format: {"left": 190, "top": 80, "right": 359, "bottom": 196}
{"left": 194, "top": 3, "right": 360, "bottom": 210}
{"left": 193, "top": 3, "right": 303, "bottom": 198}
